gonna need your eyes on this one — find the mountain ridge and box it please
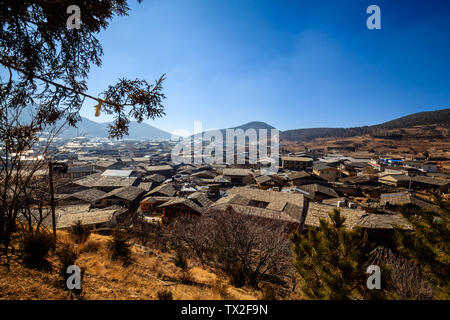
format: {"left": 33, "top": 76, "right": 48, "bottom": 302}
{"left": 281, "top": 108, "right": 450, "bottom": 142}
{"left": 59, "top": 117, "right": 172, "bottom": 140}
{"left": 60, "top": 108, "right": 449, "bottom": 141}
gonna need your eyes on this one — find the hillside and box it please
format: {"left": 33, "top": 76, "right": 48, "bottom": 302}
{"left": 0, "top": 231, "right": 303, "bottom": 300}
{"left": 281, "top": 108, "right": 450, "bottom": 143}
{"left": 282, "top": 124, "right": 450, "bottom": 159}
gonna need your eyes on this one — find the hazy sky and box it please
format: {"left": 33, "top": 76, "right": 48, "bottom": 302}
{"left": 80, "top": 0, "right": 450, "bottom": 134}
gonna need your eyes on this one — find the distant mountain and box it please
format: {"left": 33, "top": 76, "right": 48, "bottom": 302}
{"left": 230, "top": 121, "right": 275, "bottom": 131}
{"left": 281, "top": 108, "right": 450, "bottom": 142}
{"left": 59, "top": 117, "right": 171, "bottom": 140}
{"left": 191, "top": 121, "right": 275, "bottom": 140}
{"left": 372, "top": 108, "right": 450, "bottom": 129}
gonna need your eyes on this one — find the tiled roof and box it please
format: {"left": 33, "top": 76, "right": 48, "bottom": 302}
{"left": 74, "top": 173, "right": 137, "bottom": 188}
{"left": 223, "top": 168, "right": 253, "bottom": 177}
{"left": 99, "top": 186, "right": 144, "bottom": 201}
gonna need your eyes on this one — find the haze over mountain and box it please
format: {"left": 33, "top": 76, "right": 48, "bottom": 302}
{"left": 59, "top": 117, "right": 172, "bottom": 140}
{"left": 59, "top": 108, "right": 449, "bottom": 142}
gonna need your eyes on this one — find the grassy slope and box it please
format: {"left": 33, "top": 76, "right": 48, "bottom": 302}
{"left": 0, "top": 232, "right": 303, "bottom": 300}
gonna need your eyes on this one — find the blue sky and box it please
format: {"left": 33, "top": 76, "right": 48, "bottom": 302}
{"left": 80, "top": 0, "right": 450, "bottom": 134}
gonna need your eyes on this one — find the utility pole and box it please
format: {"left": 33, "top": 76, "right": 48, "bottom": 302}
{"left": 48, "top": 161, "right": 57, "bottom": 249}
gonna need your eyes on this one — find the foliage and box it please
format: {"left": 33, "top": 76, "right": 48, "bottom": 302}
{"left": 384, "top": 254, "right": 433, "bottom": 300}
{"left": 56, "top": 243, "right": 78, "bottom": 278}
{"left": 79, "top": 239, "right": 102, "bottom": 254}
{"left": 0, "top": 0, "right": 165, "bottom": 264}
{"left": 169, "top": 206, "right": 292, "bottom": 288}
{"left": 157, "top": 289, "right": 173, "bottom": 300}
{"left": 172, "top": 250, "right": 188, "bottom": 271}
{"left": 260, "top": 283, "right": 277, "bottom": 300}
{"left": 69, "top": 221, "right": 91, "bottom": 244}
{"left": 131, "top": 215, "right": 153, "bottom": 246}
{"left": 394, "top": 192, "right": 450, "bottom": 299}
{"left": 0, "top": 0, "right": 165, "bottom": 139}
{"left": 291, "top": 209, "right": 379, "bottom": 300}
{"left": 107, "top": 229, "right": 133, "bottom": 266}
{"left": 20, "top": 231, "right": 53, "bottom": 270}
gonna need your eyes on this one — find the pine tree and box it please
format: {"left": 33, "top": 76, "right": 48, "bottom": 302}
{"left": 394, "top": 192, "right": 450, "bottom": 299}
{"left": 291, "top": 209, "right": 380, "bottom": 299}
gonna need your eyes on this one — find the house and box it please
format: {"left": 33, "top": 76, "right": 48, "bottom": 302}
{"left": 136, "top": 181, "right": 153, "bottom": 192}
{"left": 97, "top": 185, "right": 145, "bottom": 208}
{"left": 144, "top": 165, "right": 174, "bottom": 177}
{"left": 145, "top": 183, "right": 177, "bottom": 197}
{"left": 411, "top": 176, "right": 449, "bottom": 194}
{"left": 321, "top": 197, "right": 348, "bottom": 206}
{"left": 253, "top": 175, "right": 286, "bottom": 190}
{"left": 404, "top": 161, "right": 438, "bottom": 173}
{"left": 312, "top": 163, "right": 340, "bottom": 181}
{"left": 336, "top": 175, "right": 379, "bottom": 197}
{"left": 379, "top": 192, "right": 440, "bottom": 213}
{"left": 56, "top": 188, "right": 106, "bottom": 206}
{"left": 140, "top": 196, "right": 173, "bottom": 215}
{"left": 293, "top": 183, "right": 339, "bottom": 201}
{"left": 72, "top": 172, "right": 139, "bottom": 192}
{"left": 383, "top": 166, "right": 404, "bottom": 175}
{"left": 212, "top": 187, "right": 307, "bottom": 224}
{"left": 101, "top": 169, "right": 139, "bottom": 178}
{"left": 57, "top": 165, "right": 96, "bottom": 179}
{"left": 378, "top": 174, "right": 410, "bottom": 188}
{"left": 157, "top": 197, "right": 205, "bottom": 220}
{"left": 156, "top": 192, "right": 214, "bottom": 220}
{"left": 304, "top": 203, "right": 366, "bottom": 229}
{"left": 222, "top": 168, "right": 254, "bottom": 186}
{"left": 357, "top": 211, "right": 413, "bottom": 246}
{"left": 281, "top": 156, "right": 313, "bottom": 171}
{"left": 338, "top": 175, "right": 378, "bottom": 187}
{"left": 379, "top": 192, "right": 411, "bottom": 206}
{"left": 144, "top": 173, "right": 166, "bottom": 186}
{"left": 191, "top": 170, "right": 217, "bottom": 179}
{"left": 95, "top": 159, "right": 122, "bottom": 171}
{"left": 55, "top": 205, "right": 129, "bottom": 230}
{"left": 188, "top": 192, "right": 214, "bottom": 209}
{"left": 288, "top": 171, "right": 327, "bottom": 186}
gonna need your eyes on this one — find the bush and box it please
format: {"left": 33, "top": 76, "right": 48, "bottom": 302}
{"left": 157, "top": 289, "right": 173, "bottom": 300}
{"left": 55, "top": 243, "right": 83, "bottom": 297}
{"left": 179, "top": 270, "right": 194, "bottom": 284}
{"left": 382, "top": 254, "right": 433, "bottom": 300}
{"left": 291, "top": 209, "right": 379, "bottom": 299}
{"left": 260, "top": 283, "right": 277, "bottom": 300}
{"left": 70, "top": 221, "right": 91, "bottom": 244}
{"left": 56, "top": 243, "right": 78, "bottom": 278}
{"left": 107, "top": 229, "right": 133, "bottom": 266}
{"left": 213, "top": 277, "right": 229, "bottom": 298}
{"left": 229, "top": 264, "right": 246, "bottom": 288}
{"left": 169, "top": 207, "right": 291, "bottom": 288}
{"left": 79, "top": 239, "right": 102, "bottom": 254}
{"left": 172, "top": 251, "right": 188, "bottom": 271}
{"left": 20, "top": 231, "right": 53, "bottom": 270}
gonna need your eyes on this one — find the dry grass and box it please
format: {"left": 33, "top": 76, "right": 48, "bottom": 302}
{"left": 1, "top": 231, "right": 290, "bottom": 300}
{"left": 283, "top": 125, "right": 450, "bottom": 161}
